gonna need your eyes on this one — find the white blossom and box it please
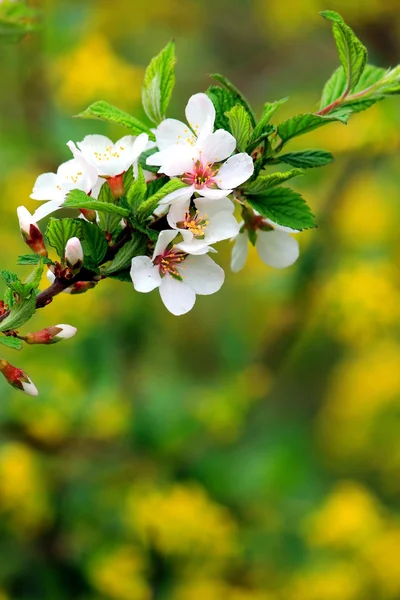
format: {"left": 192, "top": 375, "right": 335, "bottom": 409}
{"left": 130, "top": 230, "right": 225, "bottom": 315}
{"left": 167, "top": 196, "right": 240, "bottom": 255}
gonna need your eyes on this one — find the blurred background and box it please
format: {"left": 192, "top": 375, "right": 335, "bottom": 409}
{"left": 1, "top": 0, "right": 400, "bottom": 598}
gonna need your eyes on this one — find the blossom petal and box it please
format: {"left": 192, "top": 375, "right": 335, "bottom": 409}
{"left": 57, "top": 157, "right": 99, "bottom": 194}
{"left": 205, "top": 210, "right": 240, "bottom": 244}
{"left": 185, "top": 93, "right": 215, "bottom": 139}
{"left": 217, "top": 153, "right": 254, "bottom": 189}
{"left": 152, "top": 230, "right": 179, "bottom": 259}
{"left": 155, "top": 118, "right": 196, "bottom": 150}
{"left": 194, "top": 196, "right": 234, "bottom": 217}
{"left": 175, "top": 235, "right": 210, "bottom": 255}
{"left": 32, "top": 200, "right": 63, "bottom": 222}
{"left": 179, "top": 254, "right": 224, "bottom": 295}
{"left": 231, "top": 232, "right": 248, "bottom": 272}
{"left": 166, "top": 199, "right": 191, "bottom": 229}
{"left": 199, "top": 130, "right": 236, "bottom": 164}
{"left": 157, "top": 145, "right": 197, "bottom": 177}
{"left": 198, "top": 187, "right": 233, "bottom": 200}
{"left": 256, "top": 230, "right": 299, "bottom": 269}
{"left": 159, "top": 276, "right": 196, "bottom": 316}
{"left": 130, "top": 256, "right": 161, "bottom": 292}
{"left": 159, "top": 185, "right": 194, "bottom": 206}
{"left": 30, "top": 173, "right": 59, "bottom": 201}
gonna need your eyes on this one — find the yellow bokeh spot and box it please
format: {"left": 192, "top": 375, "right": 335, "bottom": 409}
{"left": 53, "top": 34, "right": 143, "bottom": 112}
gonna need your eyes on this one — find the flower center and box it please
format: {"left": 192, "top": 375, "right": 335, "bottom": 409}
{"left": 178, "top": 209, "right": 209, "bottom": 238}
{"left": 155, "top": 249, "right": 187, "bottom": 279}
{"left": 182, "top": 161, "right": 217, "bottom": 189}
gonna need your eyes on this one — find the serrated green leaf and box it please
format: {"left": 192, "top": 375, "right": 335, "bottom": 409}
{"left": 145, "top": 176, "right": 169, "bottom": 199}
{"left": 207, "top": 86, "right": 238, "bottom": 131}
{"left": 45, "top": 218, "right": 83, "bottom": 259}
{"left": 95, "top": 183, "right": 123, "bottom": 236}
{"left": 0, "top": 270, "right": 31, "bottom": 300}
{"left": 17, "top": 254, "right": 54, "bottom": 266}
{"left": 102, "top": 235, "right": 147, "bottom": 276}
{"left": 127, "top": 166, "right": 147, "bottom": 211}
{"left": 123, "top": 166, "right": 134, "bottom": 195}
{"left": 210, "top": 73, "right": 256, "bottom": 126}
{"left": 321, "top": 11, "right": 367, "bottom": 93}
{"left": 225, "top": 104, "right": 253, "bottom": 152}
{"left": 75, "top": 101, "right": 154, "bottom": 139}
{"left": 277, "top": 150, "right": 334, "bottom": 169}
{"left": 244, "top": 169, "right": 304, "bottom": 194}
{"left": 0, "top": 336, "right": 23, "bottom": 350}
{"left": 246, "top": 124, "right": 276, "bottom": 155}
{"left": 81, "top": 222, "right": 108, "bottom": 269}
{"left": 246, "top": 187, "right": 316, "bottom": 230}
{"left": 137, "top": 179, "right": 187, "bottom": 220}
{"left": 24, "top": 261, "right": 44, "bottom": 292}
{"left": 142, "top": 41, "right": 176, "bottom": 124}
{"left": 0, "top": 294, "right": 36, "bottom": 333}
{"left": 277, "top": 112, "right": 350, "bottom": 144}
{"left": 252, "top": 98, "right": 288, "bottom": 142}
{"left": 63, "top": 190, "right": 130, "bottom": 218}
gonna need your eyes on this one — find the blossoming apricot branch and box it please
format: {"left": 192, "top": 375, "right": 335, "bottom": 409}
{"left": 1, "top": 10, "right": 399, "bottom": 395}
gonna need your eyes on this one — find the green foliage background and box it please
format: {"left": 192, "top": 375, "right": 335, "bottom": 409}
{"left": 1, "top": 1, "right": 400, "bottom": 598}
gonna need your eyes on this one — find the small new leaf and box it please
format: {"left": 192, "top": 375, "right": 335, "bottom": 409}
{"left": 0, "top": 336, "right": 23, "bottom": 351}
{"left": 246, "top": 187, "right": 316, "bottom": 231}
{"left": 76, "top": 101, "right": 154, "bottom": 139}
{"left": 321, "top": 11, "right": 367, "bottom": 93}
{"left": 0, "top": 294, "right": 36, "bottom": 333}
{"left": 225, "top": 104, "right": 253, "bottom": 152}
{"left": 251, "top": 98, "right": 288, "bottom": 142}
{"left": 17, "top": 254, "right": 54, "bottom": 266}
{"left": 210, "top": 73, "right": 256, "bottom": 126}
{"left": 142, "top": 41, "right": 176, "bottom": 124}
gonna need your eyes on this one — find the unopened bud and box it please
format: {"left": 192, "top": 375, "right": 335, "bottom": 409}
{"left": 24, "top": 324, "right": 77, "bottom": 345}
{"left": 0, "top": 359, "right": 38, "bottom": 396}
{"left": 17, "top": 206, "right": 48, "bottom": 257}
{"left": 65, "top": 237, "right": 83, "bottom": 274}
{"left": 80, "top": 208, "right": 97, "bottom": 223}
{"left": 46, "top": 269, "right": 97, "bottom": 295}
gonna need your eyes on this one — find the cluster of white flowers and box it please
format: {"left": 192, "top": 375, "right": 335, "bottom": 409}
{"left": 21, "top": 93, "right": 301, "bottom": 317}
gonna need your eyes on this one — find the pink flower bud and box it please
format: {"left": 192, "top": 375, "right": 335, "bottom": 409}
{"left": 17, "top": 206, "right": 48, "bottom": 257}
{"left": 24, "top": 324, "right": 77, "bottom": 345}
{"left": 65, "top": 237, "right": 83, "bottom": 273}
{"left": 0, "top": 359, "right": 38, "bottom": 396}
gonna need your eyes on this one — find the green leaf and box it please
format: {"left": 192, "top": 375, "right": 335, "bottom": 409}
{"left": 17, "top": 254, "right": 54, "bottom": 266}
{"left": 244, "top": 169, "right": 304, "bottom": 194}
{"left": 95, "top": 183, "right": 123, "bottom": 236}
{"left": 251, "top": 98, "right": 288, "bottom": 141}
{"left": 123, "top": 166, "right": 134, "bottom": 195}
{"left": 146, "top": 176, "right": 169, "bottom": 198}
{"left": 210, "top": 73, "right": 256, "bottom": 126}
{"left": 277, "top": 150, "right": 334, "bottom": 169}
{"left": 321, "top": 11, "right": 367, "bottom": 93}
{"left": 246, "top": 187, "right": 316, "bottom": 231}
{"left": 207, "top": 86, "right": 239, "bottom": 131}
{"left": 107, "top": 269, "right": 132, "bottom": 283}
{"left": 127, "top": 166, "right": 147, "bottom": 211}
{"left": 139, "top": 147, "right": 159, "bottom": 173}
{"left": 24, "top": 261, "right": 44, "bottom": 293}
{"left": 0, "top": 336, "right": 23, "bottom": 351}
{"left": 63, "top": 190, "right": 130, "bottom": 218}
{"left": 81, "top": 222, "right": 108, "bottom": 269}
{"left": 277, "top": 112, "right": 350, "bottom": 144}
{"left": 0, "top": 294, "right": 36, "bottom": 333}
{"left": 45, "top": 218, "right": 83, "bottom": 259}
{"left": 225, "top": 104, "right": 253, "bottom": 152}
{"left": 142, "top": 41, "right": 176, "bottom": 124}
{"left": 320, "top": 64, "right": 387, "bottom": 111}
{"left": 102, "top": 235, "right": 147, "bottom": 276}
{"left": 246, "top": 124, "right": 275, "bottom": 155}
{"left": 75, "top": 101, "right": 154, "bottom": 139}
{"left": 0, "top": 271, "right": 31, "bottom": 300}
{"left": 137, "top": 179, "right": 187, "bottom": 220}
